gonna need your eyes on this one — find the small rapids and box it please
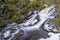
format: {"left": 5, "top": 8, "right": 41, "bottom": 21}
{"left": 0, "top": 5, "right": 60, "bottom": 40}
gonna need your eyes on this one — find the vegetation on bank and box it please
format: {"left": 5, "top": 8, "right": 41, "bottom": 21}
{"left": 0, "top": 0, "right": 60, "bottom": 32}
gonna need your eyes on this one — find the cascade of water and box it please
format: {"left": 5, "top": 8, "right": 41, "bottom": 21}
{"left": 0, "top": 5, "right": 57, "bottom": 40}
{"left": 38, "top": 32, "right": 60, "bottom": 40}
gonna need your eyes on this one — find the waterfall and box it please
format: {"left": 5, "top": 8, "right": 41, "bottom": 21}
{"left": 1, "top": 5, "right": 59, "bottom": 40}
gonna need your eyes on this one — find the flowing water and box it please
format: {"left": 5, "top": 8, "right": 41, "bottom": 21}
{"left": 0, "top": 5, "right": 60, "bottom": 40}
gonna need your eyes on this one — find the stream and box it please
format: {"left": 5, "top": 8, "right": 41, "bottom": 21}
{"left": 0, "top": 5, "right": 60, "bottom": 40}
